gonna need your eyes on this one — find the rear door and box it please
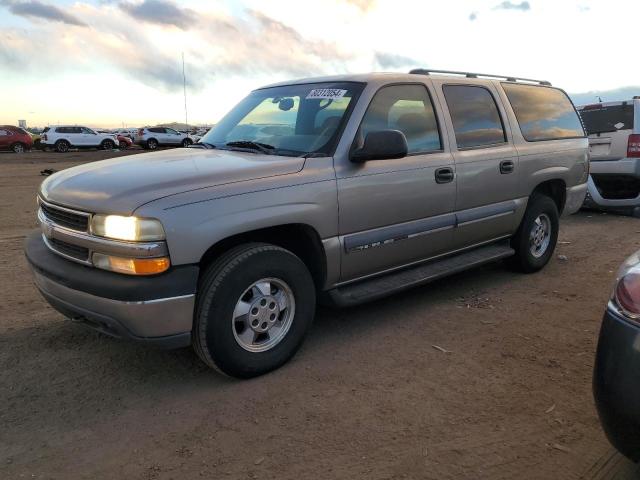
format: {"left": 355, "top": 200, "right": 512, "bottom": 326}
{"left": 579, "top": 101, "right": 636, "bottom": 160}
{"left": 434, "top": 81, "right": 520, "bottom": 249}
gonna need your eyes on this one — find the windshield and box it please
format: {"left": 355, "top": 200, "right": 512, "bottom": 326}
{"left": 201, "top": 82, "right": 364, "bottom": 157}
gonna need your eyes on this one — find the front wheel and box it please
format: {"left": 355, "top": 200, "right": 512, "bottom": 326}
{"left": 55, "top": 140, "right": 70, "bottom": 153}
{"left": 101, "top": 140, "right": 115, "bottom": 150}
{"left": 508, "top": 193, "right": 559, "bottom": 273}
{"left": 181, "top": 138, "right": 193, "bottom": 148}
{"left": 11, "top": 143, "right": 25, "bottom": 153}
{"left": 193, "top": 243, "right": 316, "bottom": 378}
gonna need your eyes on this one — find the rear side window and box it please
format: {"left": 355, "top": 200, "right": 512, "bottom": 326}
{"left": 579, "top": 104, "right": 634, "bottom": 135}
{"left": 502, "top": 83, "right": 585, "bottom": 141}
{"left": 443, "top": 85, "right": 506, "bottom": 148}
{"left": 360, "top": 84, "right": 441, "bottom": 154}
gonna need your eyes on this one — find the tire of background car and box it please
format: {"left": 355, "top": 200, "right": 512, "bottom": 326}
{"left": 146, "top": 138, "right": 158, "bottom": 150}
{"left": 55, "top": 140, "right": 70, "bottom": 153}
{"left": 33, "top": 139, "right": 41, "bottom": 149}
{"left": 193, "top": 243, "right": 316, "bottom": 378}
{"left": 101, "top": 139, "right": 115, "bottom": 150}
{"left": 507, "top": 193, "right": 559, "bottom": 273}
{"left": 118, "top": 140, "right": 128, "bottom": 150}
{"left": 11, "top": 143, "right": 25, "bottom": 153}
{"left": 181, "top": 138, "right": 193, "bottom": 148}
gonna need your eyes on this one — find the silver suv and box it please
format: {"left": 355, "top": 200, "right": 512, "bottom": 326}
{"left": 577, "top": 98, "right": 640, "bottom": 215}
{"left": 135, "top": 126, "right": 193, "bottom": 150}
{"left": 25, "top": 70, "right": 589, "bottom": 377}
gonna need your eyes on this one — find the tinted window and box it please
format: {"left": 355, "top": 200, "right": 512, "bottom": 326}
{"left": 443, "top": 85, "right": 506, "bottom": 148}
{"left": 81, "top": 127, "right": 95, "bottom": 134}
{"left": 148, "top": 127, "right": 164, "bottom": 133}
{"left": 502, "top": 83, "right": 585, "bottom": 141}
{"left": 0, "top": 129, "right": 8, "bottom": 136}
{"left": 579, "top": 104, "right": 634, "bottom": 135}
{"left": 55, "top": 127, "right": 67, "bottom": 133}
{"left": 360, "top": 84, "right": 441, "bottom": 154}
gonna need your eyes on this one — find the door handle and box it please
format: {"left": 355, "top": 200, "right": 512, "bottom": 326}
{"left": 500, "top": 160, "right": 515, "bottom": 174}
{"left": 435, "top": 167, "right": 455, "bottom": 184}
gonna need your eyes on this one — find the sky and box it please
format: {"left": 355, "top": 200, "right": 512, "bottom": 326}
{"left": 1, "top": 0, "right": 639, "bottom": 128}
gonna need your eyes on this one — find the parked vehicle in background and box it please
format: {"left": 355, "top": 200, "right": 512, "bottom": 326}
{"left": 115, "top": 128, "right": 137, "bottom": 140}
{"left": 26, "top": 70, "right": 588, "bottom": 378}
{"left": 0, "top": 125, "right": 34, "bottom": 153}
{"left": 135, "top": 127, "right": 193, "bottom": 150}
{"left": 116, "top": 135, "right": 133, "bottom": 149}
{"left": 30, "top": 132, "right": 42, "bottom": 149}
{"left": 577, "top": 98, "right": 640, "bottom": 215}
{"left": 41, "top": 126, "right": 118, "bottom": 153}
{"left": 594, "top": 249, "right": 640, "bottom": 462}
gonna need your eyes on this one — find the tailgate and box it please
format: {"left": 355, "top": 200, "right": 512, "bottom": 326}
{"left": 588, "top": 130, "right": 630, "bottom": 161}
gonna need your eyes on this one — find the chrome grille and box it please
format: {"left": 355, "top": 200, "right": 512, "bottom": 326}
{"left": 39, "top": 200, "right": 89, "bottom": 232}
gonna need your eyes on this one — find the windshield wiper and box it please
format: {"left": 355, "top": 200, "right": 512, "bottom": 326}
{"left": 226, "top": 140, "right": 275, "bottom": 154}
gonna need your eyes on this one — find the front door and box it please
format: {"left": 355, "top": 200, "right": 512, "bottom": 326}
{"left": 336, "top": 83, "right": 456, "bottom": 281}
{"left": 434, "top": 81, "right": 520, "bottom": 249}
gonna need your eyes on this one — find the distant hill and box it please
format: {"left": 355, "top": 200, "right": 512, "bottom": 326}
{"left": 156, "top": 122, "right": 213, "bottom": 131}
{"left": 570, "top": 86, "right": 640, "bottom": 105}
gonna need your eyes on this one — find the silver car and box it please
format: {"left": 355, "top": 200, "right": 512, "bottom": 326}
{"left": 577, "top": 97, "right": 640, "bottom": 215}
{"left": 25, "top": 70, "right": 589, "bottom": 377}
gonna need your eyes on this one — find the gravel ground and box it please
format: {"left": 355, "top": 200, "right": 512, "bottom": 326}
{"left": 1, "top": 149, "right": 639, "bottom": 479}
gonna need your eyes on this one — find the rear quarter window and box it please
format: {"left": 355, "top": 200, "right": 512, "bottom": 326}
{"left": 502, "top": 83, "right": 584, "bottom": 141}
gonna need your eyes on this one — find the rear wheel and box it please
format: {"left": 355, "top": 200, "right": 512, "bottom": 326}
{"left": 508, "top": 193, "right": 559, "bottom": 273}
{"left": 181, "top": 138, "right": 193, "bottom": 148}
{"left": 55, "top": 140, "right": 70, "bottom": 153}
{"left": 147, "top": 138, "right": 158, "bottom": 150}
{"left": 193, "top": 243, "right": 316, "bottom": 378}
{"left": 101, "top": 139, "right": 115, "bottom": 150}
{"left": 11, "top": 143, "right": 25, "bottom": 153}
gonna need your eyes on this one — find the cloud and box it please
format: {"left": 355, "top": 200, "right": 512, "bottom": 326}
{"left": 494, "top": 1, "right": 530, "bottom": 11}
{"left": 0, "top": 0, "right": 87, "bottom": 26}
{"left": 343, "top": 0, "right": 376, "bottom": 12}
{"left": 374, "top": 52, "right": 421, "bottom": 70}
{"left": 119, "top": 0, "right": 196, "bottom": 29}
{"left": 469, "top": 11, "right": 478, "bottom": 20}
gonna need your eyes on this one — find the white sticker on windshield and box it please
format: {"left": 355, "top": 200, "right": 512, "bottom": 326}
{"left": 614, "top": 122, "right": 625, "bottom": 130}
{"left": 306, "top": 88, "right": 347, "bottom": 100}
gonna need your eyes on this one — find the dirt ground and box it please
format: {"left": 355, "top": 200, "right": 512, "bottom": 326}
{"left": 1, "top": 149, "right": 640, "bottom": 479}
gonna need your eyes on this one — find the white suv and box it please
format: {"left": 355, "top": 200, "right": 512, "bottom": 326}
{"left": 577, "top": 97, "right": 640, "bottom": 215}
{"left": 41, "top": 126, "right": 119, "bottom": 153}
{"left": 135, "top": 127, "right": 193, "bottom": 150}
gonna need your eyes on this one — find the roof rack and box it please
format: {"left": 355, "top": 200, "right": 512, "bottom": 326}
{"left": 409, "top": 69, "right": 551, "bottom": 86}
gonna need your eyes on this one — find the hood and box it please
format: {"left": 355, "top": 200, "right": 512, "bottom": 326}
{"left": 40, "top": 148, "right": 305, "bottom": 215}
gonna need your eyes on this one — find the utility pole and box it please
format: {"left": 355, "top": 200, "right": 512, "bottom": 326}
{"left": 182, "top": 52, "right": 188, "bottom": 129}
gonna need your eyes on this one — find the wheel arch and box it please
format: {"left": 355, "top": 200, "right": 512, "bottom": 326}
{"left": 530, "top": 178, "right": 566, "bottom": 214}
{"left": 199, "top": 223, "right": 327, "bottom": 292}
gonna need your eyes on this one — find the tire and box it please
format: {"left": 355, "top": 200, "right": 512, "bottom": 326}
{"left": 55, "top": 140, "right": 70, "bottom": 153}
{"left": 101, "top": 140, "right": 115, "bottom": 150}
{"left": 146, "top": 138, "right": 158, "bottom": 150}
{"left": 193, "top": 243, "right": 316, "bottom": 378}
{"left": 118, "top": 140, "right": 128, "bottom": 150}
{"left": 181, "top": 138, "right": 193, "bottom": 148}
{"left": 508, "top": 193, "right": 559, "bottom": 273}
{"left": 11, "top": 142, "right": 25, "bottom": 153}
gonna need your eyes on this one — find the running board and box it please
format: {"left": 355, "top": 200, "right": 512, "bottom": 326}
{"left": 325, "top": 241, "right": 514, "bottom": 307}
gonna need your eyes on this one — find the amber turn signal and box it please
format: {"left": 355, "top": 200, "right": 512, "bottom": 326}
{"left": 92, "top": 253, "right": 170, "bottom": 275}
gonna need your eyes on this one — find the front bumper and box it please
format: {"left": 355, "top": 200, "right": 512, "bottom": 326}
{"left": 25, "top": 231, "right": 199, "bottom": 348}
{"left": 563, "top": 182, "right": 588, "bottom": 216}
{"left": 593, "top": 304, "right": 640, "bottom": 461}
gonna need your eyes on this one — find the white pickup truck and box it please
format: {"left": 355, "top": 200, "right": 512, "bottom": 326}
{"left": 577, "top": 97, "right": 640, "bottom": 215}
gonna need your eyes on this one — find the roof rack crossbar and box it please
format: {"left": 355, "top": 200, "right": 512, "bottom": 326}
{"left": 409, "top": 68, "right": 551, "bottom": 86}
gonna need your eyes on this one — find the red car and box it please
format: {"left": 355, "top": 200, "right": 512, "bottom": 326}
{"left": 117, "top": 134, "right": 133, "bottom": 149}
{"left": 0, "top": 125, "right": 33, "bottom": 153}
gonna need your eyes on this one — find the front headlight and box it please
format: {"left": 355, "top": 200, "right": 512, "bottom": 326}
{"left": 91, "top": 215, "right": 165, "bottom": 241}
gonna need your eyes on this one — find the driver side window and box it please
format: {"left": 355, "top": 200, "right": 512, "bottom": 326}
{"left": 360, "top": 84, "right": 441, "bottom": 154}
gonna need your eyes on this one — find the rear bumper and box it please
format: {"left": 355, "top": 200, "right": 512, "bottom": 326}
{"left": 585, "top": 158, "right": 640, "bottom": 209}
{"left": 25, "top": 231, "right": 198, "bottom": 348}
{"left": 593, "top": 305, "right": 640, "bottom": 461}
{"left": 563, "top": 182, "right": 588, "bottom": 216}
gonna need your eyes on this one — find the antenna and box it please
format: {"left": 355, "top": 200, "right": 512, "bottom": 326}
{"left": 182, "top": 52, "right": 188, "bottom": 129}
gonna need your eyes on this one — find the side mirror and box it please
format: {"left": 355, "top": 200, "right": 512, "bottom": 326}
{"left": 351, "top": 130, "right": 408, "bottom": 163}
